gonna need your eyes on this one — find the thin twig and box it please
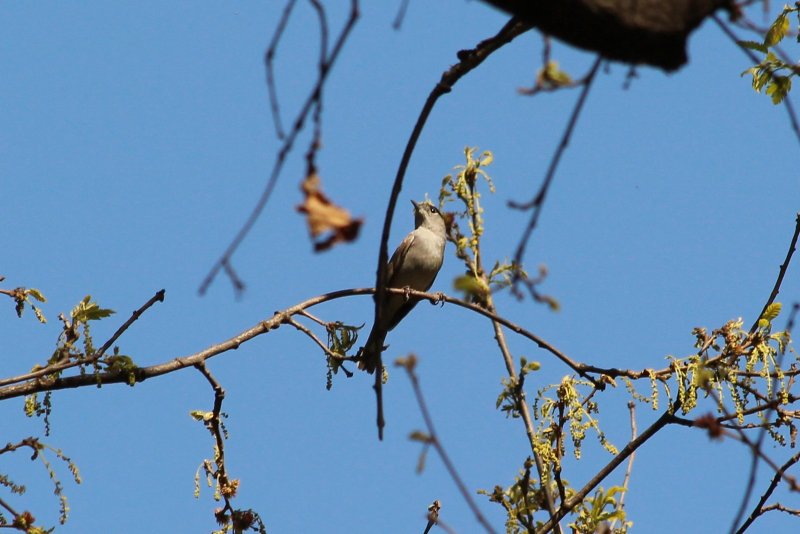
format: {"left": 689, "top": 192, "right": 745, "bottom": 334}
{"left": 264, "top": 0, "right": 297, "bottom": 139}
{"left": 399, "top": 356, "right": 498, "bottom": 534}
{"left": 518, "top": 36, "right": 597, "bottom": 96}
{"left": 296, "top": 309, "right": 329, "bottom": 327}
{"left": 721, "top": 421, "right": 800, "bottom": 490}
{"left": 199, "top": 0, "right": 360, "bottom": 296}
{"left": 735, "top": 451, "right": 800, "bottom": 533}
{"left": 749, "top": 212, "right": 800, "bottom": 333}
{"left": 392, "top": 0, "right": 411, "bottom": 30}
{"left": 283, "top": 315, "right": 345, "bottom": 363}
{"left": 96, "top": 289, "right": 166, "bottom": 359}
{"left": 608, "top": 402, "right": 637, "bottom": 531}
{"left": 510, "top": 57, "right": 601, "bottom": 298}
{"left": 491, "top": 316, "right": 561, "bottom": 531}
{"left": 758, "top": 502, "right": 800, "bottom": 517}
{"left": 194, "top": 362, "right": 234, "bottom": 516}
{"left": 0, "top": 496, "right": 20, "bottom": 520}
{"left": 374, "top": 361, "right": 385, "bottom": 440}
{"left": 476, "top": 186, "right": 561, "bottom": 534}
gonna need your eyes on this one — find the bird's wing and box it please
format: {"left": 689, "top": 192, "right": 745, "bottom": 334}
{"left": 385, "top": 231, "right": 416, "bottom": 287}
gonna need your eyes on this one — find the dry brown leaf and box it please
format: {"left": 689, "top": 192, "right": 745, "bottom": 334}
{"left": 297, "top": 172, "right": 363, "bottom": 252}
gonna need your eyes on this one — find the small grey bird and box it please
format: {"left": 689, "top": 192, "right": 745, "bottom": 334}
{"left": 360, "top": 199, "right": 447, "bottom": 373}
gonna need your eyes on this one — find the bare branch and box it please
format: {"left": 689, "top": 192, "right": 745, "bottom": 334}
{"left": 750, "top": 212, "right": 800, "bottom": 333}
{"left": 608, "top": 402, "right": 638, "bottom": 531}
{"left": 392, "top": 0, "right": 411, "bottom": 30}
{"left": 398, "top": 355, "right": 498, "bottom": 534}
{"left": 736, "top": 451, "right": 800, "bottom": 533}
{"left": 264, "top": 0, "right": 297, "bottom": 139}
{"left": 199, "top": 0, "right": 360, "bottom": 296}
{"left": 510, "top": 57, "right": 601, "bottom": 298}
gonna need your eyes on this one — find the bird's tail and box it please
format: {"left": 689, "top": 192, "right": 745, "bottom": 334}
{"left": 358, "top": 326, "right": 387, "bottom": 374}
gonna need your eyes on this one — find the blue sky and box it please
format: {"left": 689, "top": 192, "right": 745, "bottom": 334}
{"left": 1, "top": 2, "right": 799, "bottom": 533}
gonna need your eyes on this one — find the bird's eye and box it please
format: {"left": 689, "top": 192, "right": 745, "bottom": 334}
{"left": 429, "top": 206, "right": 438, "bottom": 214}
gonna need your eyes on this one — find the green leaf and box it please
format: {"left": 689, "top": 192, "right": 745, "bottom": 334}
{"left": 765, "top": 13, "right": 789, "bottom": 46}
{"left": 190, "top": 410, "right": 213, "bottom": 422}
{"left": 71, "top": 295, "right": 115, "bottom": 322}
{"left": 752, "top": 69, "right": 771, "bottom": 92}
{"left": 26, "top": 288, "right": 47, "bottom": 302}
{"left": 453, "top": 274, "right": 488, "bottom": 298}
{"left": 737, "top": 40, "right": 769, "bottom": 53}
{"left": 539, "top": 60, "right": 573, "bottom": 87}
{"left": 762, "top": 302, "right": 782, "bottom": 323}
{"left": 766, "top": 76, "right": 792, "bottom": 104}
{"left": 522, "top": 360, "right": 541, "bottom": 374}
{"left": 33, "top": 306, "right": 47, "bottom": 324}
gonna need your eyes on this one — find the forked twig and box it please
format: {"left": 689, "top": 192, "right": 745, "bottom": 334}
{"left": 264, "top": 0, "right": 297, "bottom": 139}
{"left": 199, "top": 0, "right": 360, "bottom": 296}
{"left": 510, "top": 57, "right": 601, "bottom": 298}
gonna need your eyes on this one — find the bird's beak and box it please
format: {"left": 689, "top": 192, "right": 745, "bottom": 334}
{"left": 411, "top": 199, "right": 419, "bottom": 210}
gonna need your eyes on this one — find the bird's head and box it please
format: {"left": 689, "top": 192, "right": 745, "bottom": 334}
{"left": 411, "top": 199, "right": 446, "bottom": 236}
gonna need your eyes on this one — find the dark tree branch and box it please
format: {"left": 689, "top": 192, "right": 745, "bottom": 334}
{"left": 483, "top": 0, "right": 732, "bottom": 71}
{"left": 264, "top": 0, "right": 297, "bottom": 139}
{"left": 194, "top": 362, "right": 234, "bottom": 513}
{"left": 371, "top": 15, "right": 532, "bottom": 442}
{"left": 735, "top": 451, "right": 800, "bottom": 533}
{"left": 537, "top": 402, "right": 682, "bottom": 533}
{"left": 749, "top": 212, "right": 800, "bottom": 333}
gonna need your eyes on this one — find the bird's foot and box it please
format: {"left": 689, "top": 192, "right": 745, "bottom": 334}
{"left": 403, "top": 285, "right": 412, "bottom": 301}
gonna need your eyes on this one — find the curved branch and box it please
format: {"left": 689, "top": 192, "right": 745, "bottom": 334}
{"left": 372, "top": 16, "right": 532, "bottom": 359}
{"left": 750, "top": 212, "right": 800, "bottom": 333}
{"left": 0, "top": 287, "right": 582, "bottom": 401}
